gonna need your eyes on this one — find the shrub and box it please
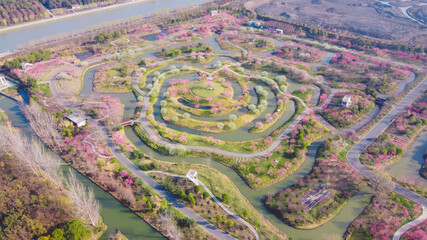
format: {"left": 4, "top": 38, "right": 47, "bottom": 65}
{"left": 195, "top": 185, "right": 203, "bottom": 193}
{"left": 188, "top": 193, "right": 196, "bottom": 205}
{"left": 183, "top": 113, "right": 190, "bottom": 119}
{"left": 243, "top": 209, "right": 249, "bottom": 218}
{"left": 228, "top": 220, "right": 234, "bottom": 227}
{"left": 179, "top": 190, "right": 187, "bottom": 199}
{"left": 222, "top": 193, "right": 230, "bottom": 204}
{"left": 203, "top": 191, "right": 210, "bottom": 199}
{"left": 64, "top": 219, "right": 92, "bottom": 240}
{"left": 178, "top": 217, "right": 196, "bottom": 228}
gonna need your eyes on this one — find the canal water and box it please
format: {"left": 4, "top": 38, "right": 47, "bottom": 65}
{"left": 1, "top": 7, "right": 376, "bottom": 238}
{"left": 73, "top": 33, "right": 372, "bottom": 239}
{"left": 0, "top": 96, "right": 164, "bottom": 239}
{"left": 387, "top": 132, "right": 427, "bottom": 189}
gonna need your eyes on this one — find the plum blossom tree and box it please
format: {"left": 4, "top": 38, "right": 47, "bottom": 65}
{"left": 255, "top": 122, "right": 264, "bottom": 129}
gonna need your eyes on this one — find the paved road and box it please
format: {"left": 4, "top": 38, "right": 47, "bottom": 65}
{"left": 49, "top": 65, "right": 235, "bottom": 240}
{"left": 393, "top": 206, "right": 427, "bottom": 240}
{"left": 347, "top": 77, "right": 427, "bottom": 239}
{"left": 146, "top": 171, "right": 260, "bottom": 240}
{"left": 133, "top": 65, "right": 312, "bottom": 159}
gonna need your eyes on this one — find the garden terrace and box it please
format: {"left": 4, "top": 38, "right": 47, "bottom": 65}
{"left": 265, "top": 137, "right": 366, "bottom": 229}
{"left": 318, "top": 90, "right": 375, "bottom": 129}
{"left": 360, "top": 92, "right": 427, "bottom": 170}
{"left": 345, "top": 192, "right": 422, "bottom": 240}
{"left": 149, "top": 172, "right": 256, "bottom": 239}
{"left": 318, "top": 52, "right": 413, "bottom": 94}
{"left": 93, "top": 62, "right": 135, "bottom": 93}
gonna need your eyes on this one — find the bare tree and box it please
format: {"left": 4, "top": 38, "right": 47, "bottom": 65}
{"left": 22, "top": 102, "right": 63, "bottom": 153}
{"left": 87, "top": 123, "right": 107, "bottom": 146}
{"left": 0, "top": 125, "right": 41, "bottom": 174}
{"left": 0, "top": 124, "right": 62, "bottom": 183}
{"left": 30, "top": 139, "right": 63, "bottom": 184}
{"left": 66, "top": 169, "right": 101, "bottom": 227}
{"left": 158, "top": 211, "right": 184, "bottom": 240}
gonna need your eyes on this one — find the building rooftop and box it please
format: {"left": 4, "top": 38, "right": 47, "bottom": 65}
{"left": 342, "top": 95, "right": 352, "bottom": 102}
{"left": 66, "top": 114, "right": 86, "bottom": 126}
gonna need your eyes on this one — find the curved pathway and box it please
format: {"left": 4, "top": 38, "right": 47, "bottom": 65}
{"left": 224, "top": 33, "right": 248, "bottom": 56}
{"left": 133, "top": 63, "right": 314, "bottom": 159}
{"left": 49, "top": 64, "right": 235, "bottom": 240}
{"left": 393, "top": 206, "right": 427, "bottom": 240}
{"left": 49, "top": 30, "right": 427, "bottom": 238}
{"left": 146, "top": 170, "right": 260, "bottom": 240}
{"left": 347, "top": 76, "right": 427, "bottom": 239}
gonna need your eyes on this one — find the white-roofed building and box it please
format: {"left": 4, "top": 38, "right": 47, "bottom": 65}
{"left": 341, "top": 95, "right": 352, "bottom": 107}
{"left": 66, "top": 114, "right": 87, "bottom": 127}
{"left": 186, "top": 169, "right": 199, "bottom": 185}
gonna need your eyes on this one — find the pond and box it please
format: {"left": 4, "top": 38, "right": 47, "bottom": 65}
{"left": 387, "top": 132, "right": 427, "bottom": 188}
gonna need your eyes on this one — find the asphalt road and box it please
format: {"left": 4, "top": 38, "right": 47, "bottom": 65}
{"left": 347, "top": 77, "right": 427, "bottom": 239}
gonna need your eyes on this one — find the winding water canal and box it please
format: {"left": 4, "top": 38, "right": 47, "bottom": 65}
{"left": 67, "top": 32, "right": 375, "bottom": 239}
{"left": 0, "top": 96, "right": 165, "bottom": 239}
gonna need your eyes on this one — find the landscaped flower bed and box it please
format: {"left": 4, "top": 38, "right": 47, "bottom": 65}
{"left": 235, "top": 115, "right": 329, "bottom": 189}
{"left": 318, "top": 91, "right": 374, "bottom": 128}
{"left": 264, "top": 137, "right": 366, "bottom": 229}
{"left": 93, "top": 62, "right": 135, "bottom": 93}
{"left": 345, "top": 193, "right": 422, "bottom": 240}
{"left": 318, "top": 52, "right": 412, "bottom": 94}
{"left": 361, "top": 92, "right": 427, "bottom": 169}
{"left": 273, "top": 41, "right": 324, "bottom": 63}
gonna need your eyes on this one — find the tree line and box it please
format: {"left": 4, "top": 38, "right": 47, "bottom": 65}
{"left": 39, "top": 0, "right": 109, "bottom": 9}
{"left": 0, "top": 0, "right": 47, "bottom": 26}
{"left": 257, "top": 14, "right": 427, "bottom": 54}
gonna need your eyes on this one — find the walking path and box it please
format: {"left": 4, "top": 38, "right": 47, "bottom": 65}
{"left": 48, "top": 30, "right": 427, "bottom": 238}
{"left": 133, "top": 63, "right": 316, "bottom": 159}
{"left": 145, "top": 171, "right": 260, "bottom": 240}
{"left": 393, "top": 206, "right": 427, "bottom": 240}
{"left": 224, "top": 33, "right": 248, "bottom": 56}
{"left": 49, "top": 65, "right": 235, "bottom": 240}
{"left": 347, "top": 77, "right": 427, "bottom": 239}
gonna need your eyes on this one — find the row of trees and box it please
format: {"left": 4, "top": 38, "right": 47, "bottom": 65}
{"left": 257, "top": 14, "right": 427, "bottom": 54}
{"left": 4, "top": 49, "right": 52, "bottom": 69}
{"left": 39, "top": 0, "right": 108, "bottom": 9}
{"left": 0, "top": 121, "right": 100, "bottom": 239}
{"left": 0, "top": 0, "right": 47, "bottom": 26}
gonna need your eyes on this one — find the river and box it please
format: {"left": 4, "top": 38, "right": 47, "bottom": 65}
{"left": 0, "top": 0, "right": 204, "bottom": 53}
{"left": 0, "top": 3, "right": 375, "bottom": 237}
